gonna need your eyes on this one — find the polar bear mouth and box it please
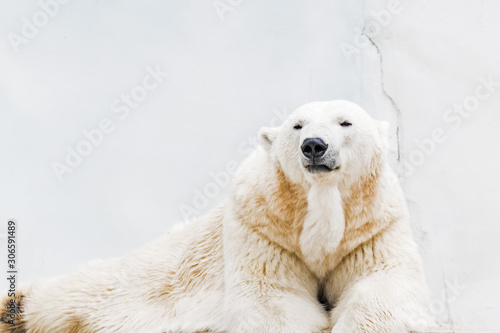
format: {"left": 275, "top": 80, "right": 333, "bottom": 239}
{"left": 306, "top": 164, "right": 338, "bottom": 173}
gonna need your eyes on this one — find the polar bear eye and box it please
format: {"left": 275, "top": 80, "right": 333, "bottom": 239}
{"left": 293, "top": 124, "right": 302, "bottom": 130}
{"left": 340, "top": 121, "right": 352, "bottom": 127}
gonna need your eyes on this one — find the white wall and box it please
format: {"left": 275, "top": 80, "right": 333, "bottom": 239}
{"left": 360, "top": 1, "right": 500, "bottom": 330}
{"left": 0, "top": 0, "right": 498, "bottom": 330}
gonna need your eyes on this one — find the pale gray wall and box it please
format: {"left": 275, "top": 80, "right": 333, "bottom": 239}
{"left": 0, "top": 0, "right": 498, "bottom": 329}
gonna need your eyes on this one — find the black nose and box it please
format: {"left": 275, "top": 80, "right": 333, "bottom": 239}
{"left": 301, "top": 138, "right": 328, "bottom": 159}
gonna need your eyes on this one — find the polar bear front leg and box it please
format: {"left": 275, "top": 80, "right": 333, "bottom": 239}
{"left": 329, "top": 271, "right": 433, "bottom": 333}
{"left": 325, "top": 222, "right": 434, "bottom": 333}
{"left": 225, "top": 290, "right": 330, "bottom": 333}
{"left": 223, "top": 220, "right": 329, "bottom": 333}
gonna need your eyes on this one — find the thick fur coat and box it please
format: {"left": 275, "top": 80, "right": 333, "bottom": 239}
{"left": 1, "top": 100, "right": 433, "bottom": 332}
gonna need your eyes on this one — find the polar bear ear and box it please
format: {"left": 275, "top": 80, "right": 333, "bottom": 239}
{"left": 258, "top": 127, "right": 278, "bottom": 152}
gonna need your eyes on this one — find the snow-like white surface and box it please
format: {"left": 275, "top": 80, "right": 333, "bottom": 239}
{"left": 360, "top": 1, "right": 500, "bottom": 329}
{"left": 0, "top": 0, "right": 498, "bottom": 329}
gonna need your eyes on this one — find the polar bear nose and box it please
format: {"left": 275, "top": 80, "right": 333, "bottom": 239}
{"left": 301, "top": 138, "right": 328, "bottom": 159}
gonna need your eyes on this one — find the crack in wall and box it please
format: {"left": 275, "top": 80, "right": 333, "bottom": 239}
{"left": 365, "top": 33, "right": 404, "bottom": 177}
{"left": 440, "top": 257, "right": 454, "bottom": 328}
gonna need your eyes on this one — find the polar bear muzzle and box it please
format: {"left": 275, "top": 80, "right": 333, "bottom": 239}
{"left": 301, "top": 137, "right": 339, "bottom": 173}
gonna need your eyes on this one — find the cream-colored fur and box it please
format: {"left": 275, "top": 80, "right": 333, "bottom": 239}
{"left": 0, "top": 100, "right": 433, "bottom": 332}
{"left": 300, "top": 184, "right": 345, "bottom": 276}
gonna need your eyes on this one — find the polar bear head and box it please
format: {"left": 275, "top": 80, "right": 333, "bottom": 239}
{"left": 259, "top": 100, "right": 389, "bottom": 186}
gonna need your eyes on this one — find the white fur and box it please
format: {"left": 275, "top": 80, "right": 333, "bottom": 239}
{"left": 3, "top": 100, "right": 434, "bottom": 333}
{"left": 300, "top": 184, "right": 345, "bottom": 276}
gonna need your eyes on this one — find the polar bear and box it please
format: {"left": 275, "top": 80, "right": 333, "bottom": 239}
{"left": 1, "top": 100, "right": 433, "bottom": 332}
